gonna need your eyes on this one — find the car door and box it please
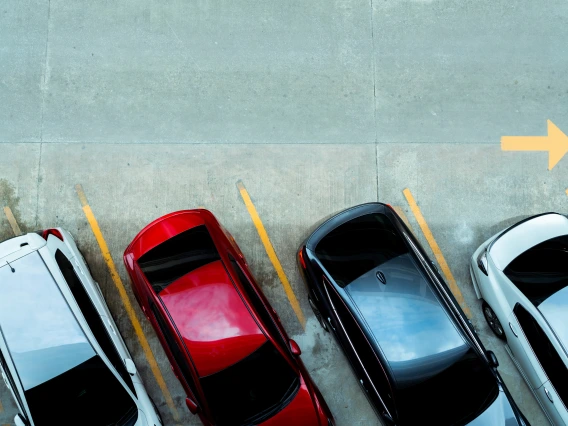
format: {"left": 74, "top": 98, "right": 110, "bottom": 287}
{"left": 227, "top": 254, "right": 290, "bottom": 351}
{"left": 53, "top": 248, "right": 139, "bottom": 398}
{"left": 507, "top": 303, "right": 548, "bottom": 390}
{"left": 512, "top": 303, "right": 568, "bottom": 424}
{"left": 323, "top": 277, "right": 396, "bottom": 423}
{"left": 148, "top": 301, "right": 203, "bottom": 408}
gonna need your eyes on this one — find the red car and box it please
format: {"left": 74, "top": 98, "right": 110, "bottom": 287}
{"left": 123, "top": 210, "right": 334, "bottom": 426}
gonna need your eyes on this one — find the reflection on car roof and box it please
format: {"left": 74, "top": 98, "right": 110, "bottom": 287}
{"left": 345, "top": 253, "right": 468, "bottom": 388}
{"left": 0, "top": 252, "right": 95, "bottom": 390}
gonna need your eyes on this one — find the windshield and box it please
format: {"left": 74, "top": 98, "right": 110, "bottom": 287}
{"left": 200, "top": 341, "right": 299, "bottom": 426}
{"left": 315, "top": 213, "right": 408, "bottom": 287}
{"left": 396, "top": 348, "right": 498, "bottom": 425}
{"left": 25, "top": 355, "right": 138, "bottom": 426}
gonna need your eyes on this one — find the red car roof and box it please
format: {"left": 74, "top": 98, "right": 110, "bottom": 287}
{"left": 158, "top": 259, "right": 266, "bottom": 377}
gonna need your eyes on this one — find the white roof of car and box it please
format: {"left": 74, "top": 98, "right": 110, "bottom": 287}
{"left": 489, "top": 213, "right": 568, "bottom": 270}
{"left": 0, "top": 251, "right": 95, "bottom": 390}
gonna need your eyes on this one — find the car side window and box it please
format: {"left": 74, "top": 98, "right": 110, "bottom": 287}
{"left": 54, "top": 250, "right": 136, "bottom": 396}
{"left": 149, "top": 301, "right": 200, "bottom": 402}
{"left": 514, "top": 303, "right": 568, "bottom": 404}
{"left": 325, "top": 279, "right": 396, "bottom": 414}
{"left": 227, "top": 255, "right": 289, "bottom": 351}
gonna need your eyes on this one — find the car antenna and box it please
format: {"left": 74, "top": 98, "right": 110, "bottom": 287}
{"left": 5, "top": 260, "right": 15, "bottom": 273}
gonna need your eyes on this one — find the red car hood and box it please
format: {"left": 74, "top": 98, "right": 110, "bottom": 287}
{"left": 260, "top": 376, "right": 321, "bottom": 426}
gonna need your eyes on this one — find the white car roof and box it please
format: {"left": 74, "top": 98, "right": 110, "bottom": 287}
{"left": 0, "top": 251, "right": 95, "bottom": 390}
{"left": 539, "top": 286, "right": 568, "bottom": 354}
{"left": 489, "top": 213, "right": 568, "bottom": 270}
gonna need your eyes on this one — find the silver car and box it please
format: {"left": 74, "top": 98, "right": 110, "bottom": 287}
{"left": 0, "top": 229, "right": 163, "bottom": 426}
{"left": 470, "top": 213, "right": 568, "bottom": 425}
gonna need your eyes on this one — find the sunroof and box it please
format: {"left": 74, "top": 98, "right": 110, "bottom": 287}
{"left": 138, "top": 225, "right": 221, "bottom": 294}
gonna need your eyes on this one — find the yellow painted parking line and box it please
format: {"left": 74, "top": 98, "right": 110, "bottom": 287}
{"left": 565, "top": 188, "right": 568, "bottom": 196}
{"left": 403, "top": 188, "right": 472, "bottom": 317}
{"left": 237, "top": 181, "right": 307, "bottom": 329}
{"left": 75, "top": 185, "right": 180, "bottom": 421}
{"left": 3, "top": 207, "right": 22, "bottom": 236}
{"left": 392, "top": 205, "right": 415, "bottom": 235}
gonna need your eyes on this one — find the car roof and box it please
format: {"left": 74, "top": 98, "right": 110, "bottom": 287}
{"left": 489, "top": 213, "right": 568, "bottom": 270}
{"left": 158, "top": 259, "right": 267, "bottom": 377}
{"left": 0, "top": 251, "right": 95, "bottom": 390}
{"left": 539, "top": 286, "right": 568, "bottom": 354}
{"left": 343, "top": 252, "right": 470, "bottom": 388}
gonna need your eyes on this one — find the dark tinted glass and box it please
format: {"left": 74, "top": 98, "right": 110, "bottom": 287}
{"left": 396, "top": 349, "right": 498, "bottom": 425}
{"left": 504, "top": 235, "right": 568, "bottom": 306}
{"left": 315, "top": 213, "right": 407, "bottom": 287}
{"left": 55, "top": 250, "right": 135, "bottom": 396}
{"left": 228, "top": 255, "right": 288, "bottom": 351}
{"left": 514, "top": 304, "right": 568, "bottom": 405}
{"left": 150, "top": 302, "right": 199, "bottom": 400}
{"left": 138, "top": 226, "right": 220, "bottom": 293}
{"left": 200, "top": 342, "right": 299, "bottom": 426}
{"left": 25, "top": 356, "right": 137, "bottom": 426}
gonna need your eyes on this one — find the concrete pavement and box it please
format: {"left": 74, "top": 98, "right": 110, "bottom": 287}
{"left": 1, "top": 0, "right": 567, "bottom": 425}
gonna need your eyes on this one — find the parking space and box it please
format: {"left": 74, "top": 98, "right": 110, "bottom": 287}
{"left": 378, "top": 143, "right": 566, "bottom": 425}
{"left": 1, "top": 0, "right": 567, "bottom": 425}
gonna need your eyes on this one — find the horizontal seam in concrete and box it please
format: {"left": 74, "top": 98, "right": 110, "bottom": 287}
{"left": 0, "top": 140, "right": 500, "bottom": 145}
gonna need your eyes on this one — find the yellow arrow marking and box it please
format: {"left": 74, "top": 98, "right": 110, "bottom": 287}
{"left": 501, "top": 120, "right": 568, "bottom": 170}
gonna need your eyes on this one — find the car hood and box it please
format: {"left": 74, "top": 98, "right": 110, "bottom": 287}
{"left": 260, "top": 377, "right": 321, "bottom": 426}
{"left": 467, "top": 389, "right": 521, "bottom": 426}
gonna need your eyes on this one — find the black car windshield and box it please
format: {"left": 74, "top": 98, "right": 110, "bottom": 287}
{"left": 396, "top": 348, "right": 498, "bottom": 425}
{"left": 315, "top": 213, "right": 408, "bottom": 287}
{"left": 25, "top": 355, "right": 138, "bottom": 426}
{"left": 200, "top": 341, "right": 300, "bottom": 426}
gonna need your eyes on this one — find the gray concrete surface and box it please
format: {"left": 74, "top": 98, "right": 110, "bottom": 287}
{"left": 1, "top": 0, "right": 567, "bottom": 425}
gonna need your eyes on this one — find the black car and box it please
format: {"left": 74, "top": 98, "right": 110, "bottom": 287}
{"left": 297, "top": 203, "right": 529, "bottom": 426}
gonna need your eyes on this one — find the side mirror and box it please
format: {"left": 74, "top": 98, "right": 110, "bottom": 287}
{"left": 185, "top": 397, "right": 199, "bottom": 415}
{"left": 289, "top": 339, "right": 302, "bottom": 356}
{"left": 487, "top": 350, "right": 499, "bottom": 368}
{"left": 125, "top": 359, "right": 137, "bottom": 376}
{"left": 14, "top": 414, "right": 26, "bottom": 426}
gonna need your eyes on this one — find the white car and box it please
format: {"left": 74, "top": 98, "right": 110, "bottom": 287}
{"left": 0, "top": 229, "right": 163, "bottom": 426}
{"left": 470, "top": 213, "right": 568, "bottom": 426}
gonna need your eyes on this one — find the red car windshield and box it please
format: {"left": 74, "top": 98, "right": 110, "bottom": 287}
{"left": 200, "top": 342, "right": 299, "bottom": 426}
